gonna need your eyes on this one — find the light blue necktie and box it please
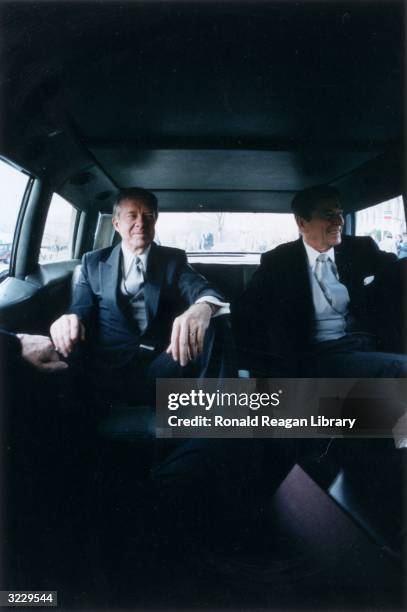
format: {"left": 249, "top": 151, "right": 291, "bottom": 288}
{"left": 124, "top": 256, "right": 144, "bottom": 296}
{"left": 123, "top": 256, "right": 148, "bottom": 333}
{"left": 314, "top": 254, "right": 349, "bottom": 314}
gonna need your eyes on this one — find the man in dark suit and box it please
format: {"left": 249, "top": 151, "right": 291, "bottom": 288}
{"left": 50, "top": 187, "right": 231, "bottom": 402}
{"left": 49, "top": 188, "right": 248, "bottom": 563}
{"left": 232, "top": 184, "right": 406, "bottom": 380}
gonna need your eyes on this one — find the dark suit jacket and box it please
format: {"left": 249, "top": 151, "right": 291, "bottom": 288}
{"left": 0, "top": 329, "right": 21, "bottom": 362}
{"left": 231, "top": 236, "right": 397, "bottom": 376}
{"left": 0, "top": 330, "right": 26, "bottom": 411}
{"left": 69, "top": 242, "right": 224, "bottom": 367}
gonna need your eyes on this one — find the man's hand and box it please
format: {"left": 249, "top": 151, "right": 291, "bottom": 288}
{"left": 16, "top": 334, "right": 69, "bottom": 372}
{"left": 50, "top": 314, "right": 85, "bottom": 358}
{"left": 167, "top": 303, "right": 213, "bottom": 367}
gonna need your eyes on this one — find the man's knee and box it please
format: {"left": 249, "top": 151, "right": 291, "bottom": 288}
{"left": 382, "top": 352, "right": 407, "bottom": 377}
{"left": 199, "top": 315, "right": 237, "bottom": 378}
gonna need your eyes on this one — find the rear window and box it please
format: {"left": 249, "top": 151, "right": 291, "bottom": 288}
{"left": 155, "top": 213, "right": 299, "bottom": 254}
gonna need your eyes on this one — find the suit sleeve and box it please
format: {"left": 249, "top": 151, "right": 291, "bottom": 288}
{"left": 366, "top": 238, "right": 404, "bottom": 350}
{"left": 363, "top": 236, "right": 398, "bottom": 298}
{"left": 0, "top": 330, "right": 23, "bottom": 412}
{"left": 176, "top": 252, "right": 225, "bottom": 305}
{"left": 68, "top": 254, "right": 97, "bottom": 328}
{"left": 0, "top": 329, "right": 22, "bottom": 363}
{"left": 370, "top": 236, "right": 397, "bottom": 267}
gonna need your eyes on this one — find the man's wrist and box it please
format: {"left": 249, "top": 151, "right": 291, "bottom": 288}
{"left": 205, "top": 302, "right": 219, "bottom": 315}
{"left": 194, "top": 296, "right": 229, "bottom": 317}
{"left": 194, "top": 301, "right": 218, "bottom": 316}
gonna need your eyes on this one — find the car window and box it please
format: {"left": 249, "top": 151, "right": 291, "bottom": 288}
{"left": 39, "top": 193, "right": 78, "bottom": 262}
{"left": 355, "top": 196, "right": 406, "bottom": 257}
{"left": 155, "top": 212, "right": 299, "bottom": 254}
{"left": 0, "top": 158, "right": 31, "bottom": 275}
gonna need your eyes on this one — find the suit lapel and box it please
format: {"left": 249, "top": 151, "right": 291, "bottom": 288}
{"left": 293, "top": 239, "right": 313, "bottom": 312}
{"left": 334, "top": 239, "right": 352, "bottom": 285}
{"left": 100, "top": 243, "right": 128, "bottom": 322}
{"left": 144, "top": 242, "right": 166, "bottom": 327}
{"left": 293, "top": 239, "right": 314, "bottom": 319}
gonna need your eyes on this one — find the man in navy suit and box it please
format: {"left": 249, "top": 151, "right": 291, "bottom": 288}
{"left": 232, "top": 184, "right": 406, "bottom": 380}
{"left": 50, "top": 187, "right": 230, "bottom": 402}
{"left": 49, "top": 188, "right": 251, "bottom": 556}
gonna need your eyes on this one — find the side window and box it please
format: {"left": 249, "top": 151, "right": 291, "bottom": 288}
{"left": 40, "top": 193, "right": 77, "bottom": 262}
{"left": 355, "top": 196, "right": 406, "bottom": 258}
{"left": 0, "top": 158, "right": 30, "bottom": 276}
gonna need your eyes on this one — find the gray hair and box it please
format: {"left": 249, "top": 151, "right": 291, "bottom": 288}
{"left": 113, "top": 187, "right": 158, "bottom": 219}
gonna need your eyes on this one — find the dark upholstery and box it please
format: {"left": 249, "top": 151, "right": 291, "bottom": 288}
{"left": 71, "top": 262, "right": 257, "bottom": 303}
{"left": 188, "top": 263, "right": 256, "bottom": 302}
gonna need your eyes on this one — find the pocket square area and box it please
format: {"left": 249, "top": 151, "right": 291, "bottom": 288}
{"left": 363, "top": 275, "right": 375, "bottom": 286}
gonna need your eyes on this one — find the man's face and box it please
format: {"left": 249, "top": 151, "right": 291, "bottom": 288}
{"left": 296, "top": 198, "right": 344, "bottom": 252}
{"left": 112, "top": 198, "right": 156, "bottom": 254}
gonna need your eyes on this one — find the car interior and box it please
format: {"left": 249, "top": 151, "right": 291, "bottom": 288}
{"left": 0, "top": 1, "right": 405, "bottom": 610}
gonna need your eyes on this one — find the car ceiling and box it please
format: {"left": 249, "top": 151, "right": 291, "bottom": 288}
{"left": 0, "top": 1, "right": 404, "bottom": 213}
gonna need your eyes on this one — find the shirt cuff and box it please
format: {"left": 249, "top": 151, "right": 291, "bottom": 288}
{"left": 195, "top": 296, "right": 230, "bottom": 317}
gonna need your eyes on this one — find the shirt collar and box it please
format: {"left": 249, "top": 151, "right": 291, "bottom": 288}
{"left": 121, "top": 242, "right": 152, "bottom": 275}
{"left": 303, "top": 239, "right": 335, "bottom": 268}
